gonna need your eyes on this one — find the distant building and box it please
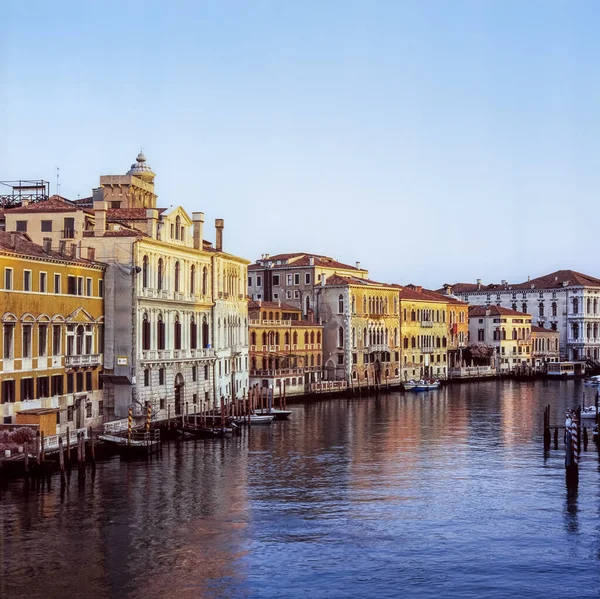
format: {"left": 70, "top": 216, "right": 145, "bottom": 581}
{"left": 0, "top": 231, "right": 105, "bottom": 432}
{"left": 248, "top": 253, "right": 368, "bottom": 318}
{"left": 468, "top": 306, "right": 532, "bottom": 373}
{"left": 530, "top": 325, "right": 560, "bottom": 369}
{"left": 443, "top": 270, "right": 600, "bottom": 362}
{"left": 248, "top": 300, "right": 323, "bottom": 395}
{"left": 319, "top": 274, "right": 401, "bottom": 386}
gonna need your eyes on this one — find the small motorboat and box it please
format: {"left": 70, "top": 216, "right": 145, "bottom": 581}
{"left": 253, "top": 408, "right": 292, "bottom": 420}
{"left": 234, "top": 414, "right": 274, "bottom": 425}
{"left": 412, "top": 380, "right": 440, "bottom": 392}
{"left": 403, "top": 380, "right": 417, "bottom": 391}
{"left": 584, "top": 375, "right": 600, "bottom": 386}
{"left": 580, "top": 406, "right": 599, "bottom": 419}
{"left": 178, "top": 424, "right": 237, "bottom": 439}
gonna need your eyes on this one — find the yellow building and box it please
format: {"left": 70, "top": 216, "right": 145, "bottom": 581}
{"left": 446, "top": 296, "right": 469, "bottom": 370}
{"left": 468, "top": 306, "right": 532, "bottom": 372}
{"left": 248, "top": 300, "right": 322, "bottom": 395}
{"left": 0, "top": 231, "right": 105, "bottom": 433}
{"left": 399, "top": 285, "right": 450, "bottom": 380}
{"left": 322, "top": 275, "right": 401, "bottom": 386}
{"left": 531, "top": 325, "right": 560, "bottom": 370}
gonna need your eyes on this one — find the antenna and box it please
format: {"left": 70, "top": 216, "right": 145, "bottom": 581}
{"left": 56, "top": 167, "right": 60, "bottom": 197}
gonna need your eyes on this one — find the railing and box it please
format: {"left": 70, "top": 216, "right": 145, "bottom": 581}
{"left": 103, "top": 419, "right": 129, "bottom": 434}
{"left": 65, "top": 354, "right": 102, "bottom": 367}
{"left": 420, "top": 321, "right": 434, "bottom": 328}
{"left": 44, "top": 427, "right": 88, "bottom": 451}
{"left": 250, "top": 368, "right": 309, "bottom": 377}
{"left": 142, "top": 348, "right": 215, "bottom": 361}
{"left": 310, "top": 381, "right": 347, "bottom": 392}
{"left": 449, "top": 366, "right": 496, "bottom": 378}
{"left": 421, "top": 347, "right": 435, "bottom": 353}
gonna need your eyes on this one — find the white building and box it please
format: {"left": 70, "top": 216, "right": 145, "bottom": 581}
{"left": 443, "top": 270, "right": 600, "bottom": 363}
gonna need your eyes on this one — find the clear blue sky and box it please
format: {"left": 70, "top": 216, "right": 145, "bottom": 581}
{"left": 1, "top": 1, "right": 599, "bottom": 288}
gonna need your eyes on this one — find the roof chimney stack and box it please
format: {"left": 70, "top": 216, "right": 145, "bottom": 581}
{"left": 215, "top": 219, "right": 224, "bottom": 251}
{"left": 42, "top": 237, "right": 52, "bottom": 253}
{"left": 356, "top": 261, "right": 361, "bottom": 270}
{"left": 477, "top": 278, "right": 482, "bottom": 290}
{"left": 192, "top": 212, "right": 204, "bottom": 250}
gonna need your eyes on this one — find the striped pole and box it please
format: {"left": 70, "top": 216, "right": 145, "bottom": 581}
{"left": 146, "top": 402, "right": 151, "bottom": 432}
{"left": 572, "top": 414, "right": 579, "bottom": 464}
{"left": 128, "top": 407, "right": 133, "bottom": 445}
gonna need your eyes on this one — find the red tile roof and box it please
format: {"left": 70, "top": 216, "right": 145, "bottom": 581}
{"left": 468, "top": 305, "right": 531, "bottom": 318}
{"left": 6, "top": 196, "right": 92, "bottom": 214}
{"left": 248, "top": 301, "right": 301, "bottom": 311}
{"left": 324, "top": 273, "right": 392, "bottom": 288}
{"left": 531, "top": 325, "right": 559, "bottom": 334}
{"left": 106, "top": 208, "right": 150, "bottom": 220}
{"left": 0, "top": 231, "right": 101, "bottom": 265}
{"left": 249, "top": 253, "right": 366, "bottom": 273}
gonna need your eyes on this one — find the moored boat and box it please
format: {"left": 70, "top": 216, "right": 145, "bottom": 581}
{"left": 403, "top": 380, "right": 417, "bottom": 391}
{"left": 234, "top": 414, "right": 274, "bottom": 425}
{"left": 253, "top": 408, "right": 292, "bottom": 420}
{"left": 412, "top": 380, "right": 440, "bottom": 391}
{"left": 580, "top": 405, "right": 599, "bottom": 419}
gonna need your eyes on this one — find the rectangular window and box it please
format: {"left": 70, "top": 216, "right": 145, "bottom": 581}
{"left": 77, "top": 277, "right": 84, "bottom": 296}
{"left": 144, "top": 369, "right": 150, "bottom": 386}
{"left": 67, "top": 276, "right": 76, "bottom": 295}
{"left": 86, "top": 278, "right": 92, "bottom": 296}
{"left": 3, "top": 323, "right": 14, "bottom": 359}
{"left": 1, "top": 380, "right": 15, "bottom": 404}
{"left": 159, "top": 368, "right": 165, "bottom": 385}
{"left": 52, "top": 324, "right": 61, "bottom": 355}
{"left": 67, "top": 373, "right": 74, "bottom": 394}
{"left": 85, "top": 372, "right": 93, "bottom": 391}
{"left": 39, "top": 272, "right": 47, "bottom": 293}
{"left": 21, "top": 378, "right": 34, "bottom": 400}
{"left": 98, "top": 400, "right": 103, "bottom": 416}
{"left": 16, "top": 220, "right": 27, "bottom": 232}
{"left": 67, "top": 405, "right": 74, "bottom": 422}
{"left": 38, "top": 324, "right": 48, "bottom": 357}
{"left": 51, "top": 375, "right": 63, "bottom": 396}
{"left": 256, "top": 276, "right": 262, "bottom": 287}
{"left": 41, "top": 220, "right": 53, "bottom": 232}
{"left": 54, "top": 274, "right": 61, "bottom": 294}
{"left": 22, "top": 324, "right": 32, "bottom": 358}
{"left": 305, "top": 273, "right": 311, "bottom": 285}
{"left": 99, "top": 279, "right": 104, "bottom": 297}
{"left": 294, "top": 273, "right": 300, "bottom": 285}
{"left": 273, "top": 274, "right": 280, "bottom": 286}
{"left": 37, "top": 376, "right": 49, "bottom": 398}
{"left": 23, "top": 270, "right": 31, "bottom": 291}
{"left": 5, "top": 268, "right": 13, "bottom": 290}
{"left": 248, "top": 276, "right": 252, "bottom": 287}
{"left": 86, "top": 403, "right": 92, "bottom": 418}
{"left": 76, "top": 372, "right": 84, "bottom": 392}
{"left": 294, "top": 290, "right": 300, "bottom": 299}
{"left": 204, "top": 365, "right": 209, "bottom": 380}
{"left": 286, "top": 290, "right": 292, "bottom": 299}
{"left": 192, "top": 366, "right": 197, "bottom": 382}
{"left": 63, "top": 217, "right": 75, "bottom": 238}
{"left": 273, "top": 293, "right": 279, "bottom": 300}
{"left": 337, "top": 354, "right": 344, "bottom": 365}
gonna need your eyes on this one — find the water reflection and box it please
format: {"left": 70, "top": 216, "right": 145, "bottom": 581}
{"left": 2, "top": 381, "right": 600, "bottom": 599}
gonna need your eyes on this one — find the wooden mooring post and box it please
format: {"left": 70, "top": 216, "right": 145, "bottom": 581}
{"left": 565, "top": 409, "right": 580, "bottom": 488}
{"left": 543, "top": 404, "right": 551, "bottom": 451}
{"left": 58, "top": 436, "right": 66, "bottom": 485}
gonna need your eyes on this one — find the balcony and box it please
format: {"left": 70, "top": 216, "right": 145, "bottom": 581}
{"left": 421, "top": 347, "right": 434, "bottom": 353}
{"left": 142, "top": 348, "right": 215, "bottom": 361}
{"left": 420, "top": 321, "right": 434, "bottom": 328}
{"left": 65, "top": 354, "right": 102, "bottom": 367}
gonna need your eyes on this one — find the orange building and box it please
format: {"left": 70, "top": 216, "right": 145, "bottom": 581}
{"left": 248, "top": 300, "right": 323, "bottom": 395}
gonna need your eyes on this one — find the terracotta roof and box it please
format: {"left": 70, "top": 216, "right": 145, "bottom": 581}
{"left": 6, "top": 196, "right": 92, "bottom": 214}
{"left": 248, "top": 301, "right": 301, "bottom": 311}
{"left": 0, "top": 231, "right": 101, "bottom": 265}
{"left": 324, "top": 274, "right": 392, "bottom": 288}
{"left": 398, "top": 286, "right": 451, "bottom": 303}
{"left": 83, "top": 229, "right": 146, "bottom": 238}
{"left": 468, "top": 305, "right": 531, "bottom": 318}
{"left": 249, "top": 253, "right": 366, "bottom": 272}
{"left": 531, "top": 325, "right": 559, "bottom": 334}
{"left": 106, "top": 208, "right": 150, "bottom": 220}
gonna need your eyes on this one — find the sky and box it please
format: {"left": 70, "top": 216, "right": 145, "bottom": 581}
{"left": 1, "top": 1, "right": 599, "bottom": 289}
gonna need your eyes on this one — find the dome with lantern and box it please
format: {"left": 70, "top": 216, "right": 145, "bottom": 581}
{"left": 127, "top": 151, "right": 156, "bottom": 182}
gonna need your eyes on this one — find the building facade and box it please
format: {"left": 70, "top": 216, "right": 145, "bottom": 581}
{"left": 0, "top": 231, "right": 105, "bottom": 432}
{"left": 468, "top": 306, "right": 532, "bottom": 372}
{"left": 2, "top": 153, "right": 249, "bottom": 423}
{"left": 320, "top": 274, "right": 401, "bottom": 386}
{"left": 444, "top": 270, "right": 600, "bottom": 362}
{"left": 530, "top": 325, "right": 560, "bottom": 369}
{"left": 248, "top": 300, "right": 323, "bottom": 395}
{"left": 248, "top": 253, "right": 368, "bottom": 318}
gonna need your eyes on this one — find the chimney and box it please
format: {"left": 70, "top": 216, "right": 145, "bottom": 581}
{"left": 265, "top": 253, "right": 270, "bottom": 259}
{"left": 192, "top": 212, "right": 204, "bottom": 250}
{"left": 146, "top": 209, "right": 159, "bottom": 238}
{"left": 356, "top": 261, "right": 360, "bottom": 270}
{"left": 42, "top": 237, "right": 52, "bottom": 253}
{"left": 321, "top": 274, "right": 326, "bottom": 286}
{"left": 309, "top": 256, "right": 315, "bottom": 266}
{"left": 527, "top": 275, "right": 530, "bottom": 282}
{"left": 476, "top": 278, "right": 482, "bottom": 290}
{"left": 94, "top": 198, "right": 107, "bottom": 235}
{"left": 58, "top": 240, "right": 66, "bottom": 255}
{"left": 71, "top": 243, "right": 78, "bottom": 258}
{"left": 21, "top": 199, "right": 29, "bottom": 208}
{"left": 443, "top": 284, "right": 452, "bottom": 296}
{"left": 87, "top": 247, "right": 96, "bottom": 261}
{"left": 215, "top": 218, "right": 224, "bottom": 251}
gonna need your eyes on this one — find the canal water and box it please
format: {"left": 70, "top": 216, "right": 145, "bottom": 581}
{"left": 2, "top": 380, "right": 600, "bottom": 599}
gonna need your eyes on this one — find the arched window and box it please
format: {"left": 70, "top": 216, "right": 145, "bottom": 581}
{"left": 411, "top": 310, "right": 416, "bottom": 321}
{"left": 157, "top": 258, "right": 164, "bottom": 290}
{"left": 293, "top": 331, "right": 298, "bottom": 345}
{"left": 142, "top": 255, "right": 149, "bottom": 288}
{"left": 502, "top": 329, "right": 506, "bottom": 340}
{"left": 142, "top": 313, "right": 151, "bottom": 350}
{"left": 175, "top": 215, "right": 181, "bottom": 240}
{"left": 202, "top": 317, "right": 209, "bottom": 348}
{"left": 304, "top": 331, "right": 309, "bottom": 344}
{"left": 157, "top": 315, "right": 165, "bottom": 349}
{"left": 351, "top": 295, "right": 356, "bottom": 313}
{"left": 174, "top": 315, "right": 182, "bottom": 349}
{"left": 174, "top": 261, "right": 180, "bottom": 292}
{"left": 285, "top": 331, "right": 290, "bottom": 345}
{"left": 251, "top": 357, "right": 256, "bottom": 370}
{"left": 411, "top": 337, "right": 416, "bottom": 348}
{"left": 202, "top": 267, "right": 207, "bottom": 295}
{"left": 512, "top": 329, "right": 517, "bottom": 340}
{"left": 363, "top": 296, "right": 367, "bottom": 314}
{"left": 76, "top": 325, "right": 84, "bottom": 355}
{"left": 310, "top": 354, "right": 315, "bottom": 367}
{"left": 310, "top": 331, "right": 315, "bottom": 344}
{"left": 573, "top": 298, "right": 579, "bottom": 314}
{"left": 190, "top": 316, "right": 197, "bottom": 349}
{"left": 190, "top": 265, "right": 196, "bottom": 294}
{"left": 352, "top": 328, "right": 356, "bottom": 347}
{"left": 262, "top": 332, "right": 267, "bottom": 346}
{"left": 305, "top": 295, "right": 310, "bottom": 314}
{"left": 338, "top": 327, "right": 344, "bottom": 347}
{"left": 394, "top": 328, "right": 398, "bottom": 346}
{"left": 316, "top": 331, "right": 321, "bottom": 344}
{"left": 251, "top": 331, "right": 256, "bottom": 346}
{"left": 269, "top": 311, "right": 273, "bottom": 320}
{"left": 338, "top": 294, "right": 344, "bottom": 314}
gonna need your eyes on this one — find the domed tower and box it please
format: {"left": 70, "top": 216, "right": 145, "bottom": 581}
{"left": 127, "top": 152, "right": 156, "bottom": 184}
